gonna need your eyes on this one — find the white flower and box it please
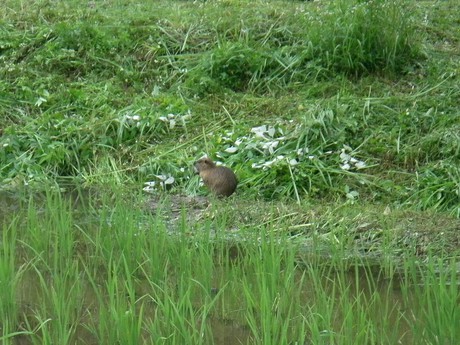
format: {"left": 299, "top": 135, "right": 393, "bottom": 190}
{"left": 35, "top": 97, "right": 47, "bottom": 107}
{"left": 355, "top": 161, "right": 367, "bottom": 169}
{"left": 143, "top": 181, "right": 156, "bottom": 193}
{"left": 346, "top": 190, "right": 359, "bottom": 200}
{"left": 341, "top": 163, "right": 351, "bottom": 170}
{"left": 297, "top": 148, "right": 308, "bottom": 156}
{"left": 267, "top": 126, "right": 276, "bottom": 138}
{"left": 182, "top": 111, "right": 192, "bottom": 121}
{"left": 251, "top": 125, "right": 268, "bottom": 138}
{"left": 154, "top": 174, "right": 174, "bottom": 183}
{"left": 125, "top": 114, "right": 141, "bottom": 121}
{"left": 263, "top": 159, "right": 276, "bottom": 168}
{"left": 149, "top": 174, "right": 175, "bottom": 189}
{"left": 225, "top": 146, "right": 238, "bottom": 153}
{"left": 251, "top": 125, "right": 280, "bottom": 140}
{"left": 164, "top": 176, "right": 175, "bottom": 185}
{"left": 340, "top": 150, "right": 351, "bottom": 162}
{"left": 261, "top": 140, "right": 279, "bottom": 154}
{"left": 289, "top": 159, "right": 299, "bottom": 166}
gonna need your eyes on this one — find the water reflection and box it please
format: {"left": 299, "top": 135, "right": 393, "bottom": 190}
{"left": 0, "top": 190, "right": 455, "bottom": 344}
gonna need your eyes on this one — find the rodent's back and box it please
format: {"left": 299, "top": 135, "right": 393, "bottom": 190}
{"left": 200, "top": 166, "right": 237, "bottom": 197}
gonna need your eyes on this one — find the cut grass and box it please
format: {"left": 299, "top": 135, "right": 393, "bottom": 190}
{"left": 1, "top": 0, "right": 458, "bottom": 214}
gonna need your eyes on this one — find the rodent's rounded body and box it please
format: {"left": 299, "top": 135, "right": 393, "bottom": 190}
{"left": 194, "top": 158, "right": 237, "bottom": 197}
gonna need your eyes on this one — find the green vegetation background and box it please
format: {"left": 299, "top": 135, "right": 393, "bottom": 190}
{"left": 1, "top": 2, "right": 460, "bottom": 344}
{"left": 1, "top": 0, "right": 459, "bottom": 215}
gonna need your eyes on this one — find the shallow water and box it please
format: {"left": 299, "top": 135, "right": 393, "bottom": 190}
{"left": 0, "top": 191, "right": 457, "bottom": 344}
{"left": 11, "top": 265, "right": 411, "bottom": 344}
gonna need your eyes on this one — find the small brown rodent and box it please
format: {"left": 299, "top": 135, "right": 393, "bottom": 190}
{"left": 194, "top": 157, "right": 238, "bottom": 197}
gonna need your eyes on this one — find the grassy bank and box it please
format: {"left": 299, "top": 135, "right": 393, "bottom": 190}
{"left": 1, "top": 0, "right": 459, "bottom": 215}
{"left": 0, "top": 191, "right": 459, "bottom": 344}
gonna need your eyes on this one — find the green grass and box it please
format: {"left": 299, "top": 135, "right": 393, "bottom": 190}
{"left": 0, "top": 190, "right": 459, "bottom": 344}
{"left": 0, "top": 1, "right": 459, "bottom": 343}
{"left": 0, "top": 0, "right": 458, "bottom": 215}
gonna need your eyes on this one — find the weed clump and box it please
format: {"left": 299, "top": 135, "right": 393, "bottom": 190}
{"left": 309, "top": 0, "right": 422, "bottom": 76}
{"left": 185, "top": 42, "right": 271, "bottom": 94}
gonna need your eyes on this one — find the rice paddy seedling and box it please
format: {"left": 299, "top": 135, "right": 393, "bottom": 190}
{"left": 400, "top": 257, "right": 460, "bottom": 344}
{"left": 0, "top": 190, "right": 459, "bottom": 344}
{"left": 0, "top": 216, "right": 30, "bottom": 343}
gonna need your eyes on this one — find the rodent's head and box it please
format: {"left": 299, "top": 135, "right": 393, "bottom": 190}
{"left": 194, "top": 157, "right": 216, "bottom": 174}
